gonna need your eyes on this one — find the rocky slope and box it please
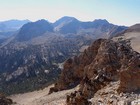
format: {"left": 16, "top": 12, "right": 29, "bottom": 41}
{"left": 50, "top": 38, "right": 140, "bottom": 105}
{"left": 9, "top": 81, "right": 140, "bottom": 105}
{"left": 113, "top": 24, "right": 140, "bottom": 53}
{"left": 0, "top": 33, "right": 92, "bottom": 95}
{"left": 0, "top": 17, "right": 127, "bottom": 95}
{"left": 10, "top": 85, "right": 79, "bottom": 105}
{"left": 90, "top": 81, "right": 140, "bottom": 105}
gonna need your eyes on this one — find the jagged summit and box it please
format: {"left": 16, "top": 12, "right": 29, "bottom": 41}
{"left": 49, "top": 38, "right": 140, "bottom": 105}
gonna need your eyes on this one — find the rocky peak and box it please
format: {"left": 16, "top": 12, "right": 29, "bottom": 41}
{"left": 16, "top": 19, "right": 53, "bottom": 41}
{"left": 52, "top": 17, "right": 127, "bottom": 36}
{"left": 49, "top": 38, "right": 140, "bottom": 105}
{"left": 53, "top": 16, "right": 78, "bottom": 27}
{"left": 53, "top": 16, "right": 80, "bottom": 34}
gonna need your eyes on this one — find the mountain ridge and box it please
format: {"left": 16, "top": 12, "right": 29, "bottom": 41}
{"left": 16, "top": 19, "right": 53, "bottom": 41}
{"left": 113, "top": 23, "right": 140, "bottom": 53}
{"left": 0, "top": 17, "right": 128, "bottom": 95}
{"left": 0, "top": 19, "right": 30, "bottom": 31}
{"left": 0, "top": 19, "right": 30, "bottom": 40}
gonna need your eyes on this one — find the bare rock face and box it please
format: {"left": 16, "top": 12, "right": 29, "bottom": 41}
{"left": 118, "top": 54, "right": 140, "bottom": 93}
{"left": 50, "top": 39, "right": 103, "bottom": 92}
{"left": 49, "top": 38, "right": 140, "bottom": 105}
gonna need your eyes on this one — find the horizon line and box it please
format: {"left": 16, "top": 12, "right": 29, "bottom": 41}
{"left": 0, "top": 16, "right": 138, "bottom": 27}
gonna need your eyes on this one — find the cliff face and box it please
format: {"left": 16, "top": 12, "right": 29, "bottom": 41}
{"left": 50, "top": 39, "right": 140, "bottom": 105}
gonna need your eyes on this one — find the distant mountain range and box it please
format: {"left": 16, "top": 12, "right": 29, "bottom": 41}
{"left": 53, "top": 16, "right": 127, "bottom": 37}
{"left": 0, "top": 19, "right": 30, "bottom": 39}
{"left": 0, "top": 16, "right": 128, "bottom": 94}
{"left": 0, "top": 19, "right": 30, "bottom": 32}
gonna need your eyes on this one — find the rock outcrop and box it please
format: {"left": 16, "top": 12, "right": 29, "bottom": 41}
{"left": 50, "top": 38, "right": 140, "bottom": 105}
{"left": 118, "top": 54, "right": 140, "bottom": 93}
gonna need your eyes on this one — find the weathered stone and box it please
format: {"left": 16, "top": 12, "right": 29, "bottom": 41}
{"left": 49, "top": 38, "right": 140, "bottom": 105}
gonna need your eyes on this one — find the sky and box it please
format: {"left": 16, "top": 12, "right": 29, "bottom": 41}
{"left": 0, "top": 0, "right": 140, "bottom": 26}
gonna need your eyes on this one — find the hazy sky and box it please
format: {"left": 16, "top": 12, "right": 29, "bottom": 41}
{"left": 0, "top": 0, "right": 140, "bottom": 26}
